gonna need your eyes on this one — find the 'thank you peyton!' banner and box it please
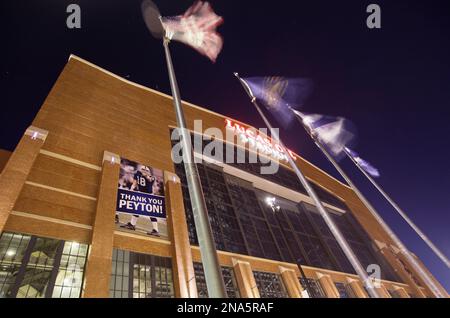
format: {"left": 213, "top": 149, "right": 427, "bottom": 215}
{"left": 115, "top": 158, "right": 167, "bottom": 238}
{"left": 117, "top": 188, "right": 165, "bottom": 217}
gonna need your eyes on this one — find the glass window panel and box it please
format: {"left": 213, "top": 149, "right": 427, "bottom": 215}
{"left": 52, "top": 241, "right": 88, "bottom": 298}
{"left": 115, "top": 276, "right": 122, "bottom": 290}
{"left": 300, "top": 277, "right": 325, "bottom": 298}
{"left": 70, "top": 288, "right": 80, "bottom": 298}
{"left": 61, "top": 287, "right": 71, "bottom": 298}
{"left": 0, "top": 232, "right": 32, "bottom": 298}
{"left": 109, "top": 249, "right": 174, "bottom": 298}
{"left": 123, "top": 277, "right": 129, "bottom": 291}
{"left": 334, "top": 282, "right": 352, "bottom": 298}
{"left": 60, "top": 255, "right": 68, "bottom": 268}
{"left": 193, "top": 262, "right": 240, "bottom": 298}
{"left": 253, "top": 271, "right": 288, "bottom": 298}
{"left": 16, "top": 237, "right": 60, "bottom": 298}
{"left": 63, "top": 243, "right": 71, "bottom": 255}
{"left": 116, "top": 263, "right": 123, "bottom": 276}
{"left": 52, "top": 286, "right": 62, "bottom": 298}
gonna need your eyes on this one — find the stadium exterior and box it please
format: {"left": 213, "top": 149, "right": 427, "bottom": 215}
{"left": 0, "top": 55, "right": 447, "bottom": 299}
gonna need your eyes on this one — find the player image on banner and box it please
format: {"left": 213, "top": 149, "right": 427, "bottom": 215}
{"left": 115, "top": 158, "right": 167, "bottom": 239}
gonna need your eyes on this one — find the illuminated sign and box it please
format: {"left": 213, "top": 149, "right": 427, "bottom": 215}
{"left": 225, "top": 119, "right": 297, "bottom": 162}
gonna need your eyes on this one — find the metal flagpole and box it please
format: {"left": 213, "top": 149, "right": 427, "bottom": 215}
{"left": 292, "top": 111, "right": 446, "bottom": 298}
{"left": 343, "top": 149, "right": 448, "bottom": 297}
{"left": 234, "top": 73, "right": 381, "bottom": 298}
{"left": 163, "top": 37, "right": 227, "bottom": 298}
{"left": 344, "top": 149, "right": 450, "bottom": 270}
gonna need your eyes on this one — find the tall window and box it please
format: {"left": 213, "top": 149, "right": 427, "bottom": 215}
{"left": 50, "top": 241, "right": 87, "bottom": 298}
{"left": 299, "top": 277, "right": 325, "bottom": 298}
{"left": 306, "top": 203, "right": 398, "bottom": 281}
{"left": 175, "top": 162, "right": 247, "bottom": 255}
{"left": 193, "top": 262, "right": 240, "bottom": 298}
{"left": 330, "top": 210, "right": 383, "bottom": 273}
{"left": 225, "top": 176, "right": 281, "bottom": 261}
{"left": 255, "top": 189, "right": 335, "bottom": 269}
{"left": 110, "top": 249, "right": 130, "bottom": 298}
{"left": 303, "top": 204, "right": 355, "bottom": 274}
{"left": 193, "top": 262, "right": 208, "bottom": 298}
{"left": 334, "top": 282, "right": 353, "bottom": 298}
{"left": 0, "top": 232, "right": 88, "bottom": 298}
{"left": 0, "top": 233, "right": 31, "bottom": 297}
{"left": 109, "top": 249, "right": 174, "bottom": 298}
{"left": 253, "top": 271, "right": 288, "bottom": 298}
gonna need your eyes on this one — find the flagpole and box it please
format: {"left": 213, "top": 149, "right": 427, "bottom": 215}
{"left": 163, "top": 37, "right": 227, "bottom": 298}
{"left": 344, "top": 149, "right": 448, "bottom": 297}
{"left": 234, "top": 73, "right": 381, "bottom": 298}
{"left": 293, "top": 112, "right": 445, "bottom": 298}
{"left": 344, "top": 149, "right": 450, "bottom": 270}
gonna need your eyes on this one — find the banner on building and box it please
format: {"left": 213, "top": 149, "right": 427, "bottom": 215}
{"left": 115, "top": 158, "right": 168, "bottom": 239}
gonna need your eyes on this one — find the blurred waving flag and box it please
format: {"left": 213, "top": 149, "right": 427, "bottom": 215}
{"left": 345, "top": 147, "right": 380, "bottom": 177}
{"left": 240, "top": 76, "right": 313, "bottom": 126}
{"left": 161, "top": 1, "right": 224, "bottom": 62}
{"left": 292, "top": 109, "right": 356, "bottom": 158}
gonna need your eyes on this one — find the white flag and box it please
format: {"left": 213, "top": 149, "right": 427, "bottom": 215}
{"left": 292, "top": 110, "right": 355, "bottom": 158}
{"left": 345, "top": 147, "right": 380, "bottom": 177}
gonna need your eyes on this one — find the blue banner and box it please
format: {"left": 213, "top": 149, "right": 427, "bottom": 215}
{"left": 116, "top": 188, "right": 166, "bottom": 219}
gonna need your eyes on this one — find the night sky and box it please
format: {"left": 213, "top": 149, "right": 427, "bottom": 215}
{"left": 1, "top": 0, "right": 449, "bottom": 292}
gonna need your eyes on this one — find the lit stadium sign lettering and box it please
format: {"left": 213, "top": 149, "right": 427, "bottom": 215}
{"left": 225, "top": 119, "right": 297, "bottom": 162}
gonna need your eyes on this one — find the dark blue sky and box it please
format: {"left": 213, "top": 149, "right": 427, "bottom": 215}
{"left": 1, "top": 0, "right": 449, "bottom": 292}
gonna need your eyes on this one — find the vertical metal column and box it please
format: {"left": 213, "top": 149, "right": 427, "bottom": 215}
{"left": 163, "top": 38, "right": 227, "bottom": 298}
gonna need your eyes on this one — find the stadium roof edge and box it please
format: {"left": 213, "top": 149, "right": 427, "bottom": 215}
{"left": 67, "top": 54, "right": 351, "bottom": 191}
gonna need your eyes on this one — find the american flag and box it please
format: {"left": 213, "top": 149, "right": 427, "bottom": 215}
{"left": 161, "top": 1, "right": 224, "bottom": 62}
